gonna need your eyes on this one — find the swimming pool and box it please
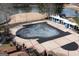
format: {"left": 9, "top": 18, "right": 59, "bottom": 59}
{"left": 16, "top": 22, "right": 71, "bottom": 43}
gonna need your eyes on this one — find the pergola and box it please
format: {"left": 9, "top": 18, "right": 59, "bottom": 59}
{"left": 50, "top": 15, "right": 78, "bottom": 29}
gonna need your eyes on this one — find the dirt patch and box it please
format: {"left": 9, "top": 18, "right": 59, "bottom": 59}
{"left": 9, "top": 12, "right": 48, "bottom": 25}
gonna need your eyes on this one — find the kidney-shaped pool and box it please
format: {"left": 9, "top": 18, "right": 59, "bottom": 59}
{"left": 16, "top": 22, "right": 71, "bottom": 43}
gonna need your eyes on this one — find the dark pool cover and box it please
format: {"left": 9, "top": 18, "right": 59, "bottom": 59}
{"left": 61, "top": 42, "right": 78, "bottom": 51}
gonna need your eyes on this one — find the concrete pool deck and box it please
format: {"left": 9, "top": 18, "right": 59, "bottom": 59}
{"left": 10, "top": 20, "right": 79, "bottom": 56}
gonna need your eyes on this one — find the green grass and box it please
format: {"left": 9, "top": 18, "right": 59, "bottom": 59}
{"left": 0, "top": 43, "right": 11, "bottom": 48}
{"left": 73, "top": 17, "right": 79, "bottom": 25}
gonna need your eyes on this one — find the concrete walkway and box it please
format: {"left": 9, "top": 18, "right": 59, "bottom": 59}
{"left": 10, "top": 20, "right": 79, "bottom": 56}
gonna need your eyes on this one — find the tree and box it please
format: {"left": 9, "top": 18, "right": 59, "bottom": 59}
{"left": 38, "top": 3, "right": 47, "bottom": 13}
{"left": 54, "top": 3, "right": 64, "bottom": 15}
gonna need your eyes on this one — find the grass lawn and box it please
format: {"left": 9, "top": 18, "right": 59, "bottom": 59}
{"left": 1, "top": 44, "right": 11, "bottom": 47}
{"left": 73, "top": 17, "right": 79, "bottom": 25}
{"left": 0, "top": 43, "right": 11, "bottom": 48}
